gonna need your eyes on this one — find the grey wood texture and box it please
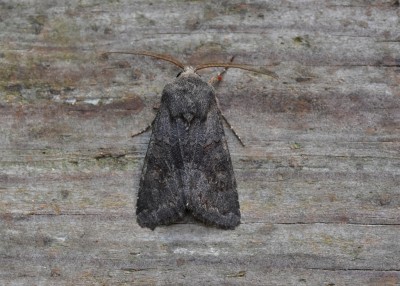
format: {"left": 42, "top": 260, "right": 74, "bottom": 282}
{"left": 1, "top": 0, "right": 399, "bottom": 285}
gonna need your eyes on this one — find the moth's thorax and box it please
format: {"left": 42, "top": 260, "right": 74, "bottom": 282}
{"left": 162, "top": 68, "right": 215, "bottom": 123}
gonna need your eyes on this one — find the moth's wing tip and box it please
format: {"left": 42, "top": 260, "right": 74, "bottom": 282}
{"left": 136, "top": 205, "right": 186, "bottom": 230}
{"left": 191, "top": 206, "right": 241, "bottom": 230}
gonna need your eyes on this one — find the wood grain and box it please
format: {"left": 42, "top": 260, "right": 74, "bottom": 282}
{"left": 1, "top": 0, "right": 399, "bottom": 285}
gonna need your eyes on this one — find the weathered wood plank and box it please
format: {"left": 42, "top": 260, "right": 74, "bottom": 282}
{"left": 1, "top": 216, "right": 400, "bottom": 284}
{"left": 1, "top": 0, "right": 399, "bottom": 285}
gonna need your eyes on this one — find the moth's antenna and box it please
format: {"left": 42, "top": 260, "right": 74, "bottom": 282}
{"left": 195, "top": 63, "right": 278, "bottom": 79}
{"left": 104, "top": 51, "right": 185, "bottom": 70}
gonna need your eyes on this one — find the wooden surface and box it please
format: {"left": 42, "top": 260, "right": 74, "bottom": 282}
{"left": 1, "top": 0, "right": 399, "bottom": 285}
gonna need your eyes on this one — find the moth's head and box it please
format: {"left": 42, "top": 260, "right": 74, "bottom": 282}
{"left": 176, "top": 66, "right": 198, "bottom": 78}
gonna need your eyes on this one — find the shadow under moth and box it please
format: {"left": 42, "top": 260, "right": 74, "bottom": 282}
{"left": 106, "top": 51, "right": 277, "bottom": 230}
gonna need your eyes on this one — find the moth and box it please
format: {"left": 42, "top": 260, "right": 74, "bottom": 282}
{"left": 107, "top": 51, "right": 277, "bottom": 230}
